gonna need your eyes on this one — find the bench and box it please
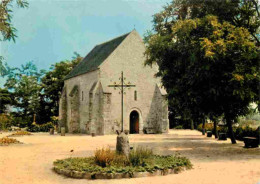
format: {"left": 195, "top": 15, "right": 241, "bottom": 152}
{"left": 218, "top": 133, "right": 227, "bottom": 140}
{"left": 144, "top": 128, "right": 155, "bottom": 134}
{"left": 243, "top": 137, "right": 259, "bottom": 148}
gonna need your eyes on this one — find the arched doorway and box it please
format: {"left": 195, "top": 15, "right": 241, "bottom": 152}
{"left": 130, "top": 110, "right": 139, "bottom": 134}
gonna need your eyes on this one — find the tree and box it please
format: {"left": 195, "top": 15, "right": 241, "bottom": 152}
{"left": 40, "top": 53, "right": 82, "bottom": 118}
{"left": 0, "top": 0, "right": 28, "bottom": 41}
{"left": 145, "top": 15, "right": 259, "bottom": 144}
{"left": 145, "top": 0, "right": 260, "bottom": 142}
{"left": 0, "top": 0, "right": 29, "bottom": 76}
{"left": 4, "top": 61, "right": 44, "bottom": 123}
{"left": 0, "top": 88, "right": 12, "bottom": 113}
{"left": 151, "top": 0, "right": 259, "bottom": 44}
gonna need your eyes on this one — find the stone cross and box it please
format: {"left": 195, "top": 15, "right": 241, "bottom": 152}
{"left": 108, "top": 71, "right": 135, "bottom": 132}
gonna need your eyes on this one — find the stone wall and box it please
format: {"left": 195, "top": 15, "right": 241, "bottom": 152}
{"left": 63, "top": 70, "right": 99, "bottom": 133}
{"left": 69, "top": 85, "right": 80, "bottom": 133}
{"left": 59, "top": 87, "right": 67, "bottom": 131}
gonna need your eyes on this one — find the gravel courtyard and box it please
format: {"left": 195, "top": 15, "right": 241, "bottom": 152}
{"left": 0, "top": 130, "right": 259, "bottom": 184}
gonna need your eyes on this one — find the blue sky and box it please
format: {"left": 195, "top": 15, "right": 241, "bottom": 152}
{"left": 1, "top": 0, "right": 169, "bottom": 75}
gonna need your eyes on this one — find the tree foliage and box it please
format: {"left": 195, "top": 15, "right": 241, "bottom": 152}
{"left": 41, "top": 53, "right": 82, "bottom": 117}
{"left": 151, "top": 0, "right": 259, "bottom": 44}
{"left": 145, "top": 1, "right": 260, "bottom": 143}
{"left": 0, "top": 88, "right": 12, "bottom": 113}
{"left": 2, "top": 53, "right": 81, "bottom": 125}
{"left": 4, "top": 61, "right": 44, "bottom": 121}
{"left": 0, "top": 0, "right": 28, "bottom": 42}
{"left": 0, "top": 0, "right": 28, "bottom": 76}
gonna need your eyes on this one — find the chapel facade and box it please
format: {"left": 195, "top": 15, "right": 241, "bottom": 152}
{"left": 59, "top": 30, "right": 169, "bottom": 135}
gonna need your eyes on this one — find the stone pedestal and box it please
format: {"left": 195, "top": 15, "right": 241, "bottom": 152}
{"left": 116, "top": 132, "right": 130, "bottom": 157}
{"left": 61, "top": 127, "right": 66, "bottom": 136}
{"left": 50, "top": 128, "right": 54, "bottom": 135}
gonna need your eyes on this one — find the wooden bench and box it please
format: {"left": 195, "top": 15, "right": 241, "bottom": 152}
{"left": 243, "top": 137, "right": 259, "bottom": 148}
{"left": 218, "top": 133, "right": 227, "bottom": 140}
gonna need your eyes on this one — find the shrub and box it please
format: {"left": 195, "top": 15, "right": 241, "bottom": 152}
{"left": 11, "top": 116, "right": 31, "bottom": 128}
{"left": 197, "top": 122, "right": 259, "bottom": 141}
{"left": 245, "top": 113, "right": 260, "bottom": 122}
{"left": 9, "top": 131, "right": 32, "bottom": 136}
{"left": 153, "top": 154, "right": 193, "bottom": 170}
{"left": 94, "top": 147, "right": 115, "bottom": 167}
{"left": 129, "top": 146, "right": 153, "bottom": 167}
{"left": 197, "top": 123, "right": 214, "bottom": 132}
{"left": 50, "top": 116, "right": 59, "bottom": 126}
{"left": 218, "top": 126, "right": 228, "bottom": 133}
{"left": 94, "top": 147, "right": 154, "bottom": 168}
{"left": 27, "top": 122, "right": 54, "bottom": 132}
{"left": 234, "top": 125, "right": 258, "bottom": 141}
{"left": 238, "top": 119, "right": 260, "bottom": 128}
{"left": 0, "top": 137, "right": 20, "bottom": 145}
{"left": 174, "top": 125, "right": 183, "bottom": 129}
{"left": 0, "top": 114, "right": 12, "bottom": 130}
{"left": 111, "top": 154, "right": 129, "bottom": 167}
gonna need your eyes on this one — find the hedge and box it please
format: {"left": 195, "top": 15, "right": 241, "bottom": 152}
{"left": 197, "top": 123, "right": 259, "bottom": 141}
{"left": 27, "top": 122, "right": 54, "bottom": 132}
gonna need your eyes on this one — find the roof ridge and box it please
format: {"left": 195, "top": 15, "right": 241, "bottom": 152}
{"left": 96, "top": 32, "right": 131, "bottom": 46}
{"left": 64, "top": 31, "right": 132, "bottom": 80}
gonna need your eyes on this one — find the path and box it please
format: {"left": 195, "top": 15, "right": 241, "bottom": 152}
{"left": 0, "top": 130, "right": 259, "bottom": 184}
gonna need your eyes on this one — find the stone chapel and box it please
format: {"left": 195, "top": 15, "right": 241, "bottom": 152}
{"left": 59, "top": 30, "right": 169, "bottom": 135}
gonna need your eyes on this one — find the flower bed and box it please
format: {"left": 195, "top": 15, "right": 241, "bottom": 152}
{"left": 0, "top": 137, "right": 21, "bottom": 146}
{"left": 53, "top": 147, "right": 192, "bottom": 179}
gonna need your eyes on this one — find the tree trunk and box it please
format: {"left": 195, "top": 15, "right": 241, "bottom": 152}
{"left": 202, "top": 119, "right": 205, "bottom": 135}
{"left": 226, "top": 117, "right": 236, "bottom": 144}
{"left": 191, "top": 120, "right": 194, "bottom": 130}
{"left": 213, "top": 119, "right": 218, "bottom": 139}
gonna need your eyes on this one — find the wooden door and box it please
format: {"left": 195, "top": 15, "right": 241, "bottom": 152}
{"left": 130, "top": 111, "right": 139, "bottom": 134}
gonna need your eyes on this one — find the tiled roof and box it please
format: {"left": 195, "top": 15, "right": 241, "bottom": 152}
{"left": 65, "top": 32, "right": 130, "bottom": 80}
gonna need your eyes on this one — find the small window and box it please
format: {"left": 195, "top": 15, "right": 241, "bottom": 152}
{"left": 82, "top": 91, "right": 84, "bottom": 101}
{"left": 134, "top": 90, "right": 137, "bottom": 101}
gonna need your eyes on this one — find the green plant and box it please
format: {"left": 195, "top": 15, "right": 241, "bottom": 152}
{"left": 10, "top": 131, "right": 32, "bottom": 136}
{"left": 11, "top": 116, "right": 31, "bottom": 128}
{"left": 197, "top": 123, "right": 214, "bottom": 132}
{"left": 27, "top": 122, "right": 54, "bottom": 132}
{"left": 234, "top": 125, "right": 259, "bottom": 141}
{"left": 50, "top": 116, "right": 59, "bottom": 125}
{"left": 53, "top": 152, "right": 192, "bottom": 175}
{"left": 0, "top": 137, "right": 20, "bottom": 145}
{"left": 94, "top": 147, "right": 115, "bottom": 167}
{"left": 238, "top": 119, "right": 260, "bottom": 128}
{"left": 0, "top": 114, "right": 12, "bottom": 130}
{"left": 111, "top": 153, "right": 129, "bottom": 167}
{"left": 129, "top": 147, "right": 153, "bottom": 167}
{"left": 174, "top": 125, "right": 183, "bottom": 129}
